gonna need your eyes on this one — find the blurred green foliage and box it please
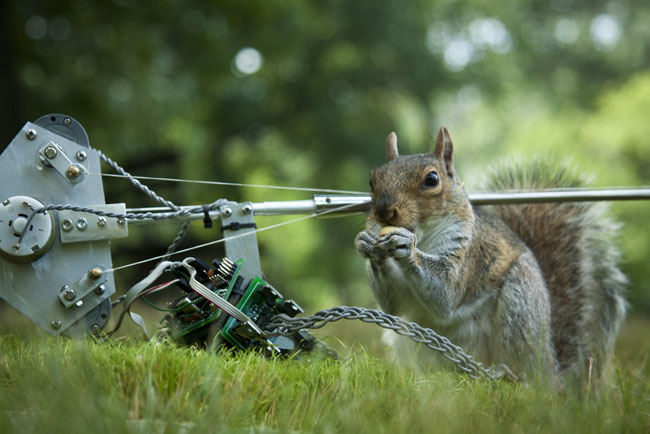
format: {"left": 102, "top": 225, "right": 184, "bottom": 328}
{"left": 1, "top": 0, "right": 649, "bottom": 320}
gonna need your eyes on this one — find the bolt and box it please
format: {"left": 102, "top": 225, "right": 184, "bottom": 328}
{"left": 64, "top": 117, "right": 71, "bottom": 125}
{"left": 61, "top": 218, "right": 73, "bottom": 232}
{"left": 76, "top": 218, "right": 88, "bottom": 231}
{"left": 117, "top": 218, "right": 125, "bottom": 226}
{"left": 222, "top": 207, "right": 233, "bottom": 217}
{"left": 2, "top": 199, "right": 9, "bottom": 206}
{"left": 44, "top": 146, "right": 58, "bottom": 159}
{"left": 90, "top": 324, "right": 101, "bottom": 334}
{"left": 97, "top": 217, "right": 107, "bottom": 227}
{"left": 95, "top": 284, "right": 106, "bottom": 295}
{"left": 63, "top": 288, "right": 76, "bottom": 301}
{"left": 76, "top": 150, "right": 87, "bottom": 162}
{"left": 89, "top": 267, "right": 103, "bottom": 279}
{"left": 243, "top": 204, "right": 253, "bottom": 214}
{"left": 66, "top": 165, "right": 81, "bottom": 179}
{"left": 26, "top": 129, "right": 37, "bottom": 140}
{"left": 50, "top": 320, "right": 62, "bottom": 330}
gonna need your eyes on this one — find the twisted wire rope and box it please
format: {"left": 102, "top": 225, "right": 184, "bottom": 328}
{"left": 263, "top": 306, "right": 510, "bottom": 381}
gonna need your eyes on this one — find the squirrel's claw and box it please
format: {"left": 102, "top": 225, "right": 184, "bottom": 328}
{"left": 355, "top": 231, "right": 380, "bottom": 260}
{"left": 374, "top": 228, "right": 417, "bottom": 260}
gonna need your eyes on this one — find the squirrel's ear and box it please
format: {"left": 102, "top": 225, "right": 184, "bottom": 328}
{"left": 433, "top": 126, "right": 456, "bottom": 178}
{"left": 386, "top": 132, "right": 399, "bottom": 161}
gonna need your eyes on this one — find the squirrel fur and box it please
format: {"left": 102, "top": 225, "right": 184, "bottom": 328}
{"left": 354, "top": 128, "right": 627, "bottom": 384}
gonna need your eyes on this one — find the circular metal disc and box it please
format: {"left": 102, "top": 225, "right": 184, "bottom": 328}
{"left": 0, "top": 196, "right": 54, "bottom": 263}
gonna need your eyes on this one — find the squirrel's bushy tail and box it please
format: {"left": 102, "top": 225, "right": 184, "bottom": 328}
{"left": 486, "top": 158, "right": 627, "bottom": 379}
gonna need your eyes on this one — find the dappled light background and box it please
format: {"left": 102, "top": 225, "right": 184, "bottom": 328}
{"left": 1, "top": 0, "right": 649, "bottom": 343}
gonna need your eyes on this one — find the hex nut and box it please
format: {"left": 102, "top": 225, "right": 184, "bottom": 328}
{"left": 44, "top": 146, "right": 58, "bottom": 159}
{"left": 63, "top": 288, "right": 77, "bottom": 301}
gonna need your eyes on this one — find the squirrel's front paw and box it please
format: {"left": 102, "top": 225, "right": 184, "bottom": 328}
{"left": 355, "top": 230, "right": 380, "bottom": 260}
{"left": 374, "top": 228, "right": 417, "bottom": 261}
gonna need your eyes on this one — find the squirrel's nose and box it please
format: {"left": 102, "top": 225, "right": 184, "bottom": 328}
{"left": 375, "top": 204, "right": 398, "bottom": 225}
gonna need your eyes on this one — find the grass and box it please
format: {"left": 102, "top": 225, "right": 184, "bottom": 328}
{"left": 1, "top": 317, "right": 649, "bottom": 433}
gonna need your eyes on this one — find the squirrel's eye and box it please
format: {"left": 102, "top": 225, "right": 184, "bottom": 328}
{"left": 424, "top": 171, "right": 439, "bottom": 188}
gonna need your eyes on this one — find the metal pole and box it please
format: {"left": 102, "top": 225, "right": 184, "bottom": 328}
{"left": 469, "top": 188, "right": 650, "bottom": 205}
{"left": 125, "top": 188, "right": 650, "bottom": 225}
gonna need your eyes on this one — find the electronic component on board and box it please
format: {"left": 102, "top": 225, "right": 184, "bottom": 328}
{"left": 160, "top": 256, "right": 335, "bottom": 358}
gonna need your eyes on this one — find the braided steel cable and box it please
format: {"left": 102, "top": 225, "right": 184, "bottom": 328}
{"left": 264, "top": 306, "right": 518, "bottom": 381}
{"left": 95, "top": 149, "right": 192, "bottom": 260}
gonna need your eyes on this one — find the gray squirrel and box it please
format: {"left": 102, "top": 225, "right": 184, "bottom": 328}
{"left": 354, "top": 127, "right": 627, "bottom": 384}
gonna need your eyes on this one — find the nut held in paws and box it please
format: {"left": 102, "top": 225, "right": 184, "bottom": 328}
{"left": 380, "top": 225, "right": 400, "bottom": 237}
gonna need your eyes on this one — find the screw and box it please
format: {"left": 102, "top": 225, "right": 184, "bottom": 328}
{"left": 95, "top": 284, "right": 106, "bottom": 295}
{"left": 75, "top": 300, "right": 84, "bottom": 308}
{"left": 76, "top": 218, "right": 88, "bottom": 231}
{"left": 97, "top": 217, "right": 107, "bottom": 227}
{"left": 76, "top": 150, "right": 87, "bottom": 162}
{"left": 66, "top": 165, "right": 81, "bottom": 179}
{"left": 90, "top": 324, "right": 101, "bottom": 334}
{"left": 44, "top": 146, "right": 58, "bottom": 159}
{"left": 26, "top": 129, "right": 37, "bottom": 140}
{"left": 12, "top": 243, "right": 20, "bottom": 251}
{"left": 117, "top": 218, "right": 125, "bottom": 226}
{"left": 222, "top": 207, "right": 233, "bottom": 217}
{"left": 50, "top": 320, "right": 62, "bottom": 330}
{"left": 89, "top": 267, "right": 103, "bottom": 279}
{"left": 2, "top": 199, "right": 9, "bottom": 206}
{"left": 243, "top": 204, "right": 253, "bottom": 214}
{"left": 61, "top": 218, "right": 73, "bottom": 232}
{"left": 64, "top": 117, "right": 71, "bottom": 125}
{"left": 63, "top": 288, "right": 77, "bottom": 301}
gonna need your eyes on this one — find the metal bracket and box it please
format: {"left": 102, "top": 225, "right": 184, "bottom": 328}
{"left": 0, "top": 118, "right": 116, "bottom": 337}
{"left": 38, "top": 141, "right": 87, "bottom": 185}
{"left": 220, "top": 202, "right": 263, "bottom": 280}
{"left": 58, "top": 265, "right": 108, "bottom": 309}
{"left": 58, "top": 203, "right": 128, "bottom": 243}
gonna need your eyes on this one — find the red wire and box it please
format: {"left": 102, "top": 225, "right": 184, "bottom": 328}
{"left": 140, "top": 279, "right": 179, "bottom": 296}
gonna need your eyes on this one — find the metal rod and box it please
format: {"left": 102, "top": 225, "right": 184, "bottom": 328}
{"left": 469, "top": 188, "right": 650, "bottom": 205}
{"left": 125, "top": 188, "right": 650, "bottom": 225}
